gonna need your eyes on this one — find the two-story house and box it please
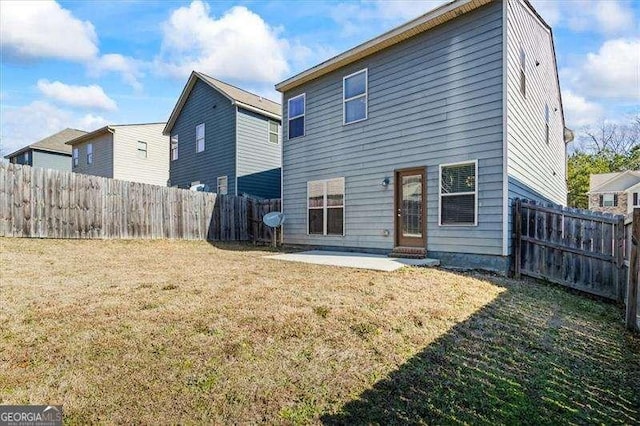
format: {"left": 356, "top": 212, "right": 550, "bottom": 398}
{"left": 275, "top": 0, "right": 573, "bottom": 273}
{"left": 163, "top": 71, "right": 282, "bottom": 198}
{"left": 588, "top": 171, "right": 640, "bottom": 215}
{"left": 66, "top": 123, "right": 168, "bottom": 186}
{"left": 4, "top": 128, "right": 86, "bottom": 171}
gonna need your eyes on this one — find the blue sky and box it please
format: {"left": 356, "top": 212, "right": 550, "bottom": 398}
{"left": 1, "top": 0, "right": 638, "bottom": 155}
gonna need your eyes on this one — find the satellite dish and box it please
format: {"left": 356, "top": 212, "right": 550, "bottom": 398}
{"left": 190, "top": 183, "right": 210, "bottom": 192}
{"left": 263, "top": 211, "right": 285, "bottom": 228}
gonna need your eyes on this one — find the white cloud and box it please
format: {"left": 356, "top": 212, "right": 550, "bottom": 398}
{"left": 0, "top": 0, "right": 98, "bottom": 62}
{"left": 561, "top": 38, "right": 640, "bottom": 102}
{"left": 156, "top": 2, "right": 290, "bottom": 82}
{"left": 562, "top": 90, "right": 604, "bottom": 128}
{"left": 1, "top": 101, "right": 108, "bottom": 156}
{"left": 37, "top": 80, "right": 117, "bottom": 111}
{"left": 531, "top": 0, "right": 635, "bottom": 35}
{"left": 89, "top": 54, "right": 144, "bottom": 92}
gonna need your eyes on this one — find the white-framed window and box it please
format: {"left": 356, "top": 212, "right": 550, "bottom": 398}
{"left": 307, "top": 177, "right": 345, "bottom": 236}
{"left": 196, "top": 123, "right": 205, "bottom": 152}
{"left": 24, "top": 151, "right": 30, "bottom": 163}
{"left": 343, "top": 68, "right": 368, "bottom": 124}
{"left": 137, "top": 141, "right": 147, "bottom": 159}
{"left": 72, "top": 148, "right": 79, "bottom": 167}
{"left": 217, "top": 176, "right": 228, "bottom": 195}
{"left": 170, "top": 134, "right": 178, "bottom": 161}
{"left": 544, "top": 104, "right": 550, "bottom": 145}
{"left": 519, "top": 47, "right": 526, "bottom": 97}
{"left": 288, "top": 94, "right": 305, "bottom": 139}
{"left": 268, "top": 120, "right": 279, "bottom": 144}
{"left": 602, "top": 193, "right": 617, "bottom": 207}
{"left": 87, "top": 143, "right": 93, "bottom": 165}
{"left": 439, "top": 160, "right": 478, "bottom": 226}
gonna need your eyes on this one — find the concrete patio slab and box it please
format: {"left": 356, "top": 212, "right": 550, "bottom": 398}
{"left": 266, "top": 250, "right": 440, "bottom": 272}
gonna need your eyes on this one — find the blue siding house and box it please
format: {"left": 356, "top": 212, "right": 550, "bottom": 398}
{"left": 4, "top": 128, "right": 86, "bottom": 171}
{"left": 275, "top": 0, "right": 573, "bottom": 273}
{"left": 164, "top": 72, "right": 282, "bottom": 199}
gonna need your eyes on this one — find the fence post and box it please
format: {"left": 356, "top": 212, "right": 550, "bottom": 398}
{"left": 626, "top": 208, "right": 639, "bottom": 332}
{"left": 614, "top": 215, "right": 625, "bottom": 302}
{"left": 514, "top": 198, "right": 522, "bottom": 279}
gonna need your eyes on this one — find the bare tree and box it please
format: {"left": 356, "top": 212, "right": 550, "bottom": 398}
{"left": 577, "top": 114, "right": 640, "bottom": 156}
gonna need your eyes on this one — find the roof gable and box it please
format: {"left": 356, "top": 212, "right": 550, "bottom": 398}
{"left": 164, "top": 71, "right": 281, "bottom": 135}
{"left": 589, "top": 170, "right": 640, "bottom": 193}
{"left": 4, "top": 128, "right": 86, "bottom": 158}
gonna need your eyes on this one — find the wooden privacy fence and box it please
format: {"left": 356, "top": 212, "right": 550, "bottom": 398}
{"left": 513, "top": 199, "right": 627, "bottom": 301}
{"left": 0, "top": 162, "right": 280, "bottom": 242}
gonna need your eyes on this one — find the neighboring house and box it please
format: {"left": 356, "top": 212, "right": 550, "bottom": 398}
{"left": 588, "top": 171, "right": 640, "bottom": 215}
{"left": 275, "top": 0, "right": 573, "bottom": 273}
{"left": 4, "top": 128, "right": 86, "bottom": 171}
{"left": 163, "top": 71, "right": 282, "bottom": 198}
{"left": 66, "top": 123, "right": 168, "bottom": 186}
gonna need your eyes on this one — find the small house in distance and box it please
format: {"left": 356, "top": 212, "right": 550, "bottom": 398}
{"left": 275, "top": 0, "right": 573, "bottom": 273}
{"left": 4, "top": 128, "right": 86, "bottom": 171}
{"left": 66, "top": 123, "right": 168, "bottom": 186}
{"left": 588, "top": 171, "right": 640, "bottom": 215}
{"left": 164, "top": 71, "right": 282, "bottom": 198}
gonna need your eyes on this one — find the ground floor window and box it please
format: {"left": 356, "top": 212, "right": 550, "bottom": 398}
{"left": 217, "top": 176, "right": 228, "bottom": 195}
{"left": 308, "top": 177, "right": 344, "bottom": 235}
{"left": 600, "top": 193, "right": 617, "bottom": 207}
{"left": 439, "top": 160, "right": 477, "bottom": 226}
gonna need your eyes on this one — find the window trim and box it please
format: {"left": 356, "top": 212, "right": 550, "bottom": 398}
{"left": 86, "top": 143, "right": 93, "bottom": 165}
{"left": 217, "top": 175, "right": 228, "bottom": 195}
{"left": 137, "top": 141, "right": 148, "bottom": 159}
{"left": 196, "top": 123, "right": 205, "bottom": 153}
{"left": 268, "top": 120, "right": 280, "bottom": 144}
{"left": 519, "top": 47, "right": 526, "bottom": 98}
{"left": 306, "top": 177, "right": 345, "bottom": 236}
{"left": 544, "top": 104, "right": 550, "bottom": 145}
{"left": 438, "top": 159, "right": 478, "bottom": 227}
{"left": 343, "top": 68, "right": 368, "bottom": 125}
{"left": 72, "top": 148, "right": 79, "bottom": 167}
{"left": 24, "top": 151, "right": 30, "bottom": 164}
{"left": 602, "top": 193, "right": 615, "bottom": 207}
{"left": 287, "top": 93, "right": 306, "bottom": 139}
{"left": 170, "top": 134, "right": 178, "bottom": 161}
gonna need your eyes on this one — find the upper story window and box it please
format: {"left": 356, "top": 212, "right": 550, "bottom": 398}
{"left": 600, "top": 193, "right": 618, "bottom": 207}
{"left": 544, "top": 104, "right": 550, "bottom": 145}
{"left": 307, "top": 177, "right": 345, "bottom": 236}
{"left": 288, "top": 94, "right": 305, "bottom": 139}
{"left": 519, "top": 48, "right": 526, "bottom": 97}
{"left": 633, "top": 192, "right": 639, "bottom": 207}
{"left": 72, "top": 148, "right": 79, "bottom": 167}
{"left": 440, "top": 161, "right": 477, "bottom": 226}
{"left": 87, "top": 143, "right": 93, "bottom": 165}
{"left": 343, "top": 68, "right": 368, "bottom": 124}
{"left": 137, "top": 141, "right": 147, "bottom": 159}
{"left": 24, "top": 151, "right": 30, "bottom": 164}
{"left": 217, "top": 176, "right": 228, "bottom": 195}
{"left": 268, "top": 120, "right": 279, "bottom": 144}
{"left": 170, "top": 135, "right": 178, "bottom": 161}
{"left": 196, "top": 123, "right": 205, "bottom": 152}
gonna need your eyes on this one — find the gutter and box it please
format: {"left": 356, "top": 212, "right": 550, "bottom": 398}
{"left": 233, "top": 101, "right": 281, "bottom": 121}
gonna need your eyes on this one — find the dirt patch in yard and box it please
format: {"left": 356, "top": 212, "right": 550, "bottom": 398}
{"left": 0, "top": 238, "right": 638, "bottom": 423}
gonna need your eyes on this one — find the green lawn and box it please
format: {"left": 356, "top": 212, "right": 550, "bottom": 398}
{"left": 1, "top": 238, "right": 638, "bottom": 424}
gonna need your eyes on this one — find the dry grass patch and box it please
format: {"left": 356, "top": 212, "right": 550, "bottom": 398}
{"left": 0, "top": 238, "right": 638, "bottom": 424}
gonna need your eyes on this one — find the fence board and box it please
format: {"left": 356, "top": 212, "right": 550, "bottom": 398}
{"left": 514, "top": 199, "right": 627, "bottom": 301}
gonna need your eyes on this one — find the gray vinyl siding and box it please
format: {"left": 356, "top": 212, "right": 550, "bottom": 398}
{"left": 112, "top": 124, "right": 169, "bottom": 186}
{"left": 32, "top": 150, "right": 71, "bottom": 171}
{"left": 236, "top": 107, "right": 281, "bottom": 198}
{"left": 282, "top": 1, "right": 504, "bottom": 255}
{"left": 169, "top": 80, "right": 236, "bottom": 192}
{"left": 72, "top": 133, "right": 114, "bottom": 178}
{"left": 505, "top": 0, "right": 566, "bottom": 205}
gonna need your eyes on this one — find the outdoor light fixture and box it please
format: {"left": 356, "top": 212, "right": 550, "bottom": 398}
{"left": 381, "top": 177, "right": 390, "bottom": 187}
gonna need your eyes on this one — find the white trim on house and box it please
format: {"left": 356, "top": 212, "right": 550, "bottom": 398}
{"left": 217, "top": 175, "right": 228, "bottom": 195}
{"left": 86, "top": 143, "right": 93, "bottom": 165}
{"left": 501, "top": 0, "right": 509, "bottom": 256}
{"left": 287, "top": 93, "right": 306, "bottom": 140}
{"left": 438, "top": 159, "right": 479, "bottom": 227}
{"left": 268, "top": 119, "right": 280, "bottom": 144}
{"left": 170, "top": 134, "right": 179, "bottom": 161}
{"left": 343, "top": 68, "right": 368, "bottom": 125}
{"left": 196, "top": 123, "right": 205, "bottom": 153}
